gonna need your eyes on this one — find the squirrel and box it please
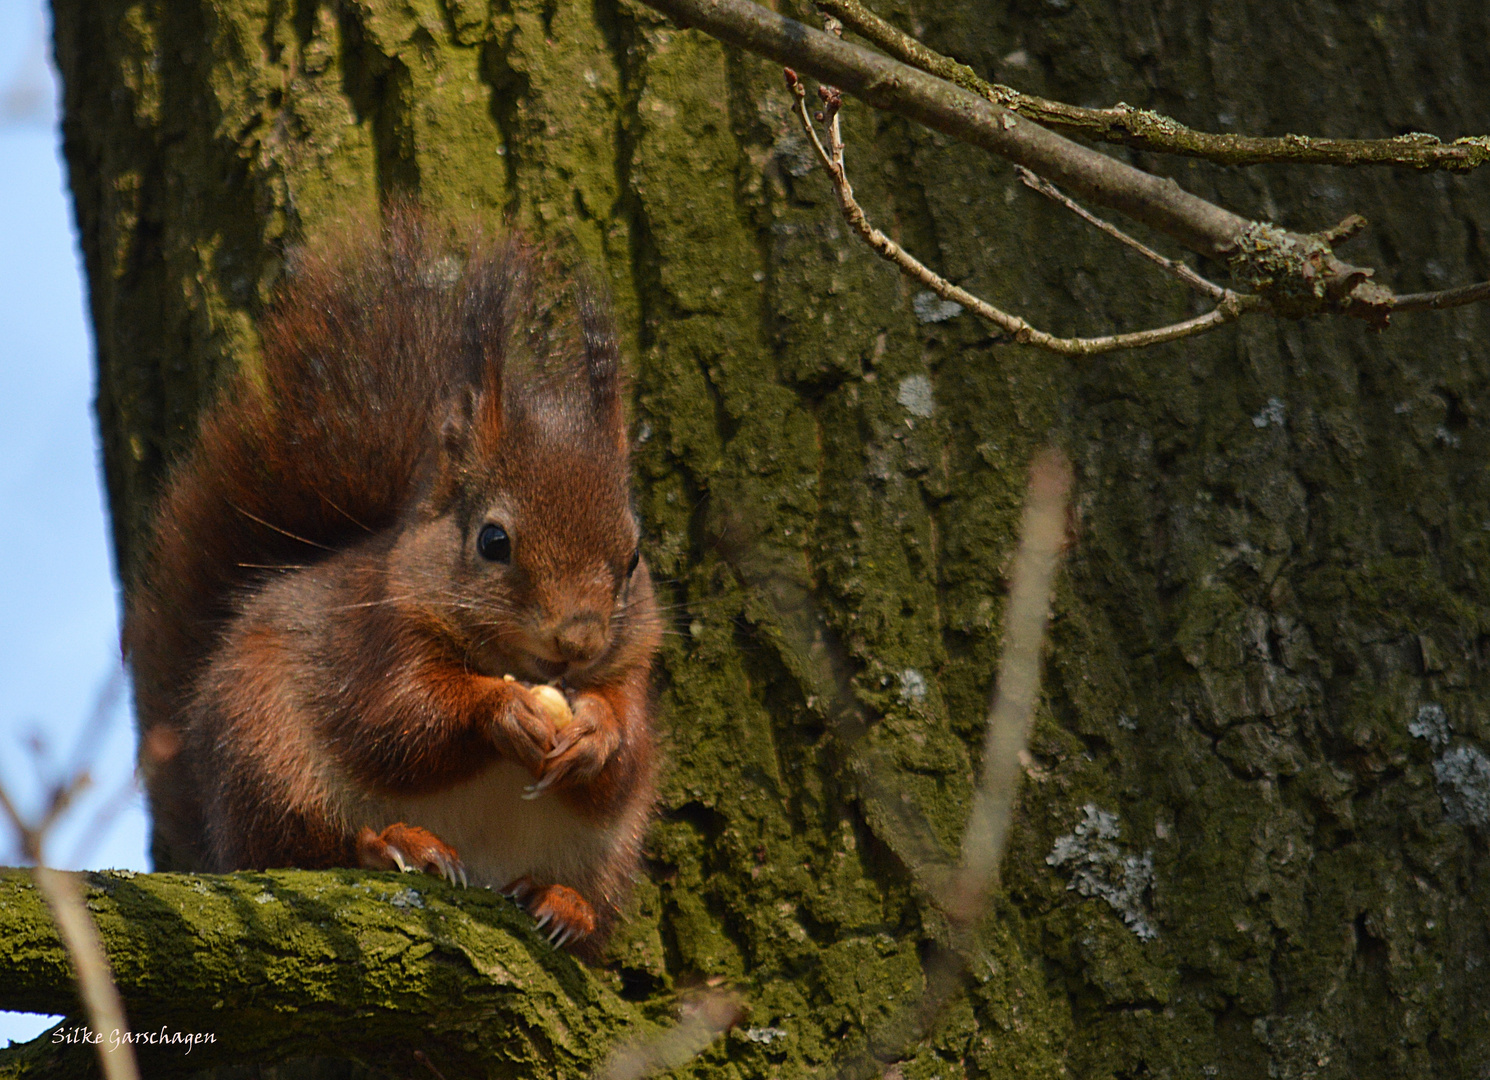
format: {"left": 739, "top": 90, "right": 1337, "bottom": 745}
{"left": 125, "top": 209, "right": 662, "bottom": 953}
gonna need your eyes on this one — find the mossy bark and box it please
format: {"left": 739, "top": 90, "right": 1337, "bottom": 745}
{"left": 0, "top": 868, "right": 638, "bottom": 1078}
{"left": 37, "top": 0, "right": 1490, "bottom": 1076}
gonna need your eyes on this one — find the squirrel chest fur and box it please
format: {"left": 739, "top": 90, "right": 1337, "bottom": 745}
{"left": 126, "top": 216, "right": 661, "bottom": 951}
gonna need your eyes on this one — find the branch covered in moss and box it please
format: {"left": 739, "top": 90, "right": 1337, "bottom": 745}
{"left": 0, "top": 867, "right": 642, "bottom": 1080}
{"left": 814, "top": 0, "right": 1490, "bottom": 172}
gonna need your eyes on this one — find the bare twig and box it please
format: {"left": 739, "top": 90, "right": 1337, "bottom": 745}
{"left": 786, "top": 73, "right": 1258, "bottom": 355}
{"left": 62, "top": 668, "right": 126, "bottom": 784}
{"left": 64, "top": 772, "right": 142, "bottom": 870}
{"left": 1392, "top": 279, "right": 1490, "bottom": 313}
{"left": 655, "top": 0, "right": 1250, "bottom": 259}
{"left": 1014, "top": 166, "right": 1227, "bottom": 301}
{"left": 814, "top": 0, "right": 1490, "bottom": 172}
{"left": 595, "top": 991, "right": 744, "bottom": 1080}
{"left": 830, "top": 450, "right": 1075, "bottom": 1080}
{"left": 413, "top": 1049, "right": 452, "bottom": 1080}
{"left": 947, "top": 449, "right": 1072, "bottom": 922}
{"left": 0, "top": 673, "right": 141, "bottom": 1080}
{"left": 0, "top": 783, "right": 140, "bottom": 1080}
{"left": 709, "top": 451, "right": 1073, "bottom": 1078}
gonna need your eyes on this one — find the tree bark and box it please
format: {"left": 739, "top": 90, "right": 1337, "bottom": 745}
{"left": 30, "top": 0, "right": 1490, "bottom": 1076}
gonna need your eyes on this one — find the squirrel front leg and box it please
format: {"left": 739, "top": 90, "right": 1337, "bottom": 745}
{"left": 522, "top": 669, "right": 654, "bottom": 815}
{"left": 328, "top": 624, "right": 560, "bottom": 792}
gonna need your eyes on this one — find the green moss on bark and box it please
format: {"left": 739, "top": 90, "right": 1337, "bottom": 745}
{"left": 0, "top": 868, "right": 638, "bottom": 1078}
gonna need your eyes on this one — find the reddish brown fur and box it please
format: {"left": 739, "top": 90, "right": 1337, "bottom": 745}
{"left": 126, "top": 209, "right": 661, "bottom": 949}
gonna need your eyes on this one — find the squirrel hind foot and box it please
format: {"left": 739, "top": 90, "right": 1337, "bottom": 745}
{"left": 357, "top": 823, "right": 468, "bottom": 887}
{"left": 502, "top": 876, "right": 598, "bottom": 950}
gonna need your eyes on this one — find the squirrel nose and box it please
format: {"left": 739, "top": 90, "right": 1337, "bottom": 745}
{"left": 553, "top": 614, "right": 606, "bottom": 664}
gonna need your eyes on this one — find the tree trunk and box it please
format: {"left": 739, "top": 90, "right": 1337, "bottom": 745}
{"left": 34, "top": 0, "right": 1490, "bottom": 1076}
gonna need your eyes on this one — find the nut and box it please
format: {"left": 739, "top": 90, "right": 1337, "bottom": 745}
{"left": 530, "top": 684, "right": 573, "bottom": 730}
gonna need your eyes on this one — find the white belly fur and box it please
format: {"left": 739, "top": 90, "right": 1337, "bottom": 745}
{"left": 366, "top": 761, "right": 624, "bottom": 890}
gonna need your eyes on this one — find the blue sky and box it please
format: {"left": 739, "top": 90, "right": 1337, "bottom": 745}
{"left": 2, "top": 0, "right": 151, "bottom": 1046}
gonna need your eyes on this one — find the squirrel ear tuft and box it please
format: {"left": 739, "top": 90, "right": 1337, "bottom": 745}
{"left": 456, "top": 243, "right": 514, "bottom": 453}
{"left": 429, "top": 390, "right": 476, "bottom": 506}
{"left": 440, "top": 388, "right": 477, "bottom": 462}
{"left": 473, "top": 357, "right": 506, "bottom": 451}
{"left": 577, "top": 283, "right": 624, "bottom": 441}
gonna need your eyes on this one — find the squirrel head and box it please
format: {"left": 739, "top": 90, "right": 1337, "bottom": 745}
{"left": 388, "top": 239, "right": 658, "bottom": 688}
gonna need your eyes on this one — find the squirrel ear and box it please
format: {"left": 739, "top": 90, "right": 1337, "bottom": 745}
{"left": 456, "top": 243, "right": 513, "bottom": 454}
{"left": 577, "top": 284, "right": 624, "bottom": 441}
{"left": 473, "top": 353, "right": 506, "bottom": 453}
{"left": 443, "top": 381, "right": 506, "bottom": 455}
{"left": 440, "top": 389, "right": 477, "bottom": 461}
{"left": 429, "top": 390, "right": 477, "bottom": 506}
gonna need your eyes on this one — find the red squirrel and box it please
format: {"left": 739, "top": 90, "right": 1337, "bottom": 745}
{"left": 125, "top": 210, "right": 661, "bottom": 952}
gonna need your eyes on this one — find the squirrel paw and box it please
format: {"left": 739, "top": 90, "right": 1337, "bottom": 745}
{"left": 490, "top": 682, "right": 556, "bottom": 775}
{"left": 357, "top": 824, "right": 468, "bottom": 887}
{"left": 522, "top": 694, "right": 620, "bottom": 799}
{"left": 501, "top": 876, "right": 597, "bottom": 949}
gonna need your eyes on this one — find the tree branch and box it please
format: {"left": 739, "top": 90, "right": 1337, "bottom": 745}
{"left": 813, "top": 0, "right": 1490, "bottom": 172}
{"left": 645, "top": 0, "right": 1252, "bottom": 261}
{"left": 0, "top": 700, "right": 140, "bottom": 1080}
{"left": 787, "top": 76, "right": 1259, "bottom": 355}
{"left": 1392, "top": 279, "right": 1490, "bottom": 313}
{"left": 0, "top": 868, "right": 637, "bottom": 1080}
{"left": 644, "top": 0, "right": 1490, "bottom": 329}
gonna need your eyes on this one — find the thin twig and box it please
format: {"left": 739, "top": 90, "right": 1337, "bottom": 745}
{"left": 947, "top": 449, "right": 1072, "bottom": 921}
{"left": 1014, "top": 166, "right": 1227, "bottom": 301}
{"left": 711, "top": 451, "right": 1072, "bottom": 1078}
{"left": 30, "top": 868, "right": 139, "bottom": 1079}
{"left": 831, "top": 450, "right": 1074, "bottom": 1080}
{"left": 0, "top": 677, "right": 141, "bottom": 1080}
{"left": 413, "top": 1049, "right": 452, "bottom": 1080}
{"left": 0, "top": 783, "right": 141, "bottom": 1080}
{"left": 63, "top": 667, "right": 126, "bottom": 784}
{"left": 1392, "top": 279, "right": 1490, "bottom": 312}
{"left": 786, "top": 72, "right": 1258, "bottom": 355}
{"left": 813, "top": 0, "right": 1490, "bottom": 173}
{"left": 651, "top": 0, "right": 1253, "bottom": 259}
{"left": 64, "top": 772, "right": 143, "bottom": 870}
{"left": 595, "top": 991, "right": 744, "bottom": 1080}
{"left": 646, "top": 0, "right": 1490, "bottom": 325}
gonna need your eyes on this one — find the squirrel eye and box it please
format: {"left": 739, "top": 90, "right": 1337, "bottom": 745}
{"left": 477, "top": 523, "right": 511, "bottom": 563}
{"left": 626, "top": 546, "right": 641, "bottom": 578}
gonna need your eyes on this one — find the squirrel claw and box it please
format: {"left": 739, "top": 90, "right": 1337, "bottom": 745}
{"left": 502, "top": 877, "right": 536, "bottom": 902}
{"left": 357, "top": 824, "right": 467, "bottom": 887}
{"left": 501, "top": 878, "right": 598, "bottom": 951}
{"left": 522, "top": 773, "right": 560, "bottom": 800}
